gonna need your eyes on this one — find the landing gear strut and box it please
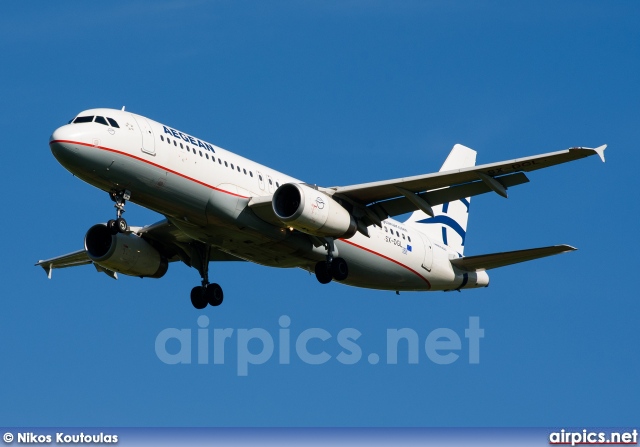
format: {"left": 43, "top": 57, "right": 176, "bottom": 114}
{"left": 190, "top": 243, "right": 224, "bottom": 309}
{"left": 107, "top": 189, "right": 130, "bottom": 235}
{"left": 314, "top": 238, "right": 349, "bottom": 284}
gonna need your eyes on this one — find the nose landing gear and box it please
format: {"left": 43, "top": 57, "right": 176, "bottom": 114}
{"left": 106, "top": 190, "right": 131, "bottom": 235}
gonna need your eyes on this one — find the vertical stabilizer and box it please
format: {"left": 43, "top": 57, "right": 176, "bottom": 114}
{"left": 405, "top": 144, "right": 477, "bottom": 255}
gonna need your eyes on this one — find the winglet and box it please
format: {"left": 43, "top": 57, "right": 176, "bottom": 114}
{"left": 35, "top": 261, "right": 53, "bottom": 279}
{"left": 593, "top": 144, "right": 607, "bottom": 162}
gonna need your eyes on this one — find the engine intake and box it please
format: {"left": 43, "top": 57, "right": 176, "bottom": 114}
{"left": 85, "top": 224, "right": 168, "bottom": 278}
{"left": 272, "top": 183, "right": 357, "bottom": 238}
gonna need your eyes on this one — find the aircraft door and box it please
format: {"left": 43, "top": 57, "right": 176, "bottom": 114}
{"left": 133, "top": 115, "right": 155, "bottom": 155}
{"left": 419, "top": 232, "right": 433, "bottom": 272}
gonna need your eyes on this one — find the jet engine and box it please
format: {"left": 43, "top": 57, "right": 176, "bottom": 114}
{"left": 272, "top": 183, "right": 357, "bottom": 238}
{"left": 84, "top": 224, "right": 168, "bottom": 278}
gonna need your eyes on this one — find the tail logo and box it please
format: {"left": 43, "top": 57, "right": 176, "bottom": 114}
{"left": 416, "top": 215, "right": 466, "bottom": 246}
{"left": 415, "top": 199, "right": 469, "bottom": 247}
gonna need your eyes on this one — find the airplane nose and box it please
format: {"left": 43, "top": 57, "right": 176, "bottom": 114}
{"left": 49, "top": 124, "right": 81, "bottom": 163}
{"left": 50, "top": 124, "right": 75, "bottom": 145}
{"left": 50, "top": 126, "right": 64, "bottom": 143}
{"left": 48, "top": 121, "right": 108, "bottom": 179}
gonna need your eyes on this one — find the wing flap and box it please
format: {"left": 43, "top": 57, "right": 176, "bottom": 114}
{"left": 369, "top": 172, "right": 529, "bottom": 219}
{"left": 450, "top": 244, "right": 577, "bottom": 272}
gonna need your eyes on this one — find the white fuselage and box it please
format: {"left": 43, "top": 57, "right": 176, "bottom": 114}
{"left": 50, "top": 108, "right": 484, "bottom": 292}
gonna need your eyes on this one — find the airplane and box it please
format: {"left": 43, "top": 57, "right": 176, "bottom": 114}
{"left": 37, "top": 107, "right": 606, "bottom": 309}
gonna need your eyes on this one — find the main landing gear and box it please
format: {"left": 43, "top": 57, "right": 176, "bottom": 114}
{"left": 106, "top": 189, "right": 131, "bottom": 234}
{"left": 314, "top": 238, "right": 349, "bottom": 284}
{"left": 190, "top": 243, "right": 224, "bottom": 309}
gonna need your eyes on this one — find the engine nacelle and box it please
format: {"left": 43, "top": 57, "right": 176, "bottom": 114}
{"left": 84, "top": 224, "right": 168, "bottom": 278}
{"left": 272, "top": 183, "right": 357, "bottom": 238}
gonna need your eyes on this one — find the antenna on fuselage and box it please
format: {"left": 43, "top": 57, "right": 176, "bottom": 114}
{"left": 121, "top": 106, "right": 126, "bottom": 111}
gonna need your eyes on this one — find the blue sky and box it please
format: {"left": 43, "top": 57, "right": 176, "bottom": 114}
{"left": 0, "top": 1, "right": 638, "bottom": 427}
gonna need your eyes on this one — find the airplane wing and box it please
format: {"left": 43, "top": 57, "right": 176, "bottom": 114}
{"left": 247, "top": 145, "right": 606, "bottom": 232}
{"left": 328, "top": 145, "right": 605, "bottom": 224}
{"left": 329, "top": 145, "right": 606, "bottom": 204}
{"left": 450, "top": 244, "right": 576, "bottom": 272}
{"left": 36, "top": 250, "right": 93, "bottom": 278}
{"left": 36, "top": 219, "right": 245, "bottom": 279}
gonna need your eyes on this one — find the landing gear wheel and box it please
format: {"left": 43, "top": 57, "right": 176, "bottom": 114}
{"left": 315, "top": 261, "right": 333, "bottom": 284}
{"left": 106, "top": 190, "right": 131, "bottom": 234}
{"left": 115, "top": 217, "right": 128, "bottom": 233}
{"left": 331, "top": 257, "right": 349, "bottom": 281}
{"left": 107, "top": 219, "right": 119, "bottom": 235}
{"left": 205, "top": 283, "right": 224, "bottom": 307}
{"left": 190, "top": 243, "right": 225, "bottom": 309}
{"left": 190, "top": 286, "right": 208, "bottom": 309}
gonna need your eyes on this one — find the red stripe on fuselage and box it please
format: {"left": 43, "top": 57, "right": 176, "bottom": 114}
{"left": 50, "top": 139, "right": 250, "bottom": 199}
{"left": 339, "top": 238, "right": 431, "bottom": 288}
{"left": 52, "top": 139, "right": 430, "bottom": 287}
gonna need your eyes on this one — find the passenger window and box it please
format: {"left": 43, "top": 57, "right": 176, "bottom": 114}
{"left": 269, "top": 179, "right": 273, "bottom": 185}
{"left": 218, "top": 159, "right": 222, "bottom": 164}
{"left": 384, "top": 227, "right": 388, "bottom": 232}
{"left": 199, "top": 151, "right": 203, "bottom": 157}
{"left": 73, "top": 116, "right": 94, "bottom": 123}
{"left": 206, "top": 154, "right": 209, "bottom": 159}
{"left": 250, "top": 172, "right": 253, "bottom": 177}
{"left": 174, "top": 140, "right": 177, "bottom": 146}
{"left": 402, "top": 234, "right": 405, "bottom": 239}
{"left": 186, "top": 147, "right": 190, "bottom": 152}
{"left": 160, "top": 135, "right": 164, "bottom": 142}
{"left": 276, "top": 182, "right": 280, "bottom": 187}
{"left": 211, "top": 156, "right": 215, "bottom": 162}
{"left": 224, "top": 161, "right": 228, "bottom": 167}
{"left": 167, "top": 138, "right": 171, "bottom": 144}
{"left": 95, "top": 116, "right": 108, "bottom": 126}
{"left": 180, "top": 143, "right": 183, "bottom": 149}
{"left": 237, "top": 166, "right": 241, "bottom": 172}
{"left": 259, "top": 175, "right": 263, "bottom": 181}
{"left": 243, "top": 169, "right": 247, "bottom": 175}
{"left": 396, "top": 231, "right": 400, "bottom": 237}
{"left": 107, "top": 118, "right": 119, "bottom": 128}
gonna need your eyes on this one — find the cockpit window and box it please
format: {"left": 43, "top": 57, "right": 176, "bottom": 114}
{"left": 94, "top": 116, "right": 108, "bottom": 126}
{"left": 73, "top": 116, "right": 94, "bottom": 123}
{"left": 107, "top": 118, "right": 119, "bottom": 128}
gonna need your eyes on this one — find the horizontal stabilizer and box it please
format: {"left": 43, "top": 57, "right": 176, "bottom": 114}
{"left": 450, "top": 244, "right": 576, "bottom": 272}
